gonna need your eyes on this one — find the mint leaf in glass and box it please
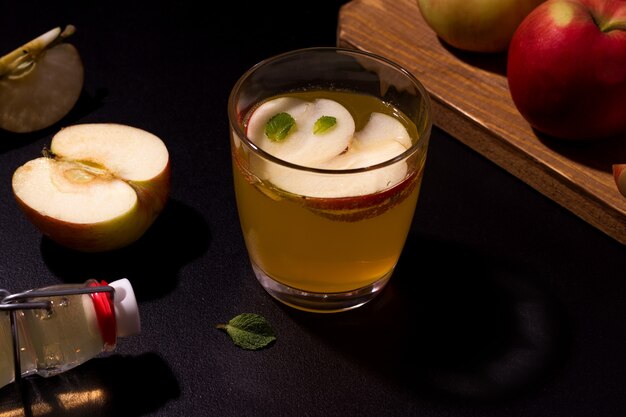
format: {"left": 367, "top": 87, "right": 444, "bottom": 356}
{"left": 313, "top": 116, "right": 337, "bottom": 135}
{"left": 217, "top": 313, "right": 276, "bottom": 350}
{"left": 265, "top": 112, "right": 295, "bottom": 142}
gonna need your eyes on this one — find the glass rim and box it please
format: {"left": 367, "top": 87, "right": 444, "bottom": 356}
{"left": 228, "top": 46, "right": 432, "bottom": 175}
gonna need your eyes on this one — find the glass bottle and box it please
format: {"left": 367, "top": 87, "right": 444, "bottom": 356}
{"left": 0, "top": 278, "right": 140, "bottom": 389}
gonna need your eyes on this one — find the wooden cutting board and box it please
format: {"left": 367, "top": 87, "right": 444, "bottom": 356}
{"left": 337, "top": 0, "right": 626, "bottom": 245}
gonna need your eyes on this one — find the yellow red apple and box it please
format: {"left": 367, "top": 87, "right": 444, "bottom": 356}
{"left": 416, "top": 0, "right": 546, "bottom": 53}
{"left": 12, "top": 123, "right": 170, "bottom": 252}
{"left": 507, "top": 0, "right": 626, "bottom": 140}
{"left": 0, "top": 25, "right": 84, "bottom": 133}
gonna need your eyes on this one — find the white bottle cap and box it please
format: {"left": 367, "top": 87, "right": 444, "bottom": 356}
{"left": 109, "top": 278, "right": 141, "bottom": 337}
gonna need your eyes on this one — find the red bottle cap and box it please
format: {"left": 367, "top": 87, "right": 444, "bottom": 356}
{"left": 89, "top": 280, "right": 117, "bottom": 350}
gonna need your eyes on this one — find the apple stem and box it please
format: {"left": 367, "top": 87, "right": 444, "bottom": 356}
{"left": 59, "top": 25, "right": 76, "bottom": 40}
{"left": 593, "top": 12, "right": 626, "bottom": 33}
{"left": 42, "top": 147, "right": 57, "bottom": 159}
{"left": 0, "top": 25, "right": 75, "bottom": 78}
{"left": 601, "top": 20, "right": 626, "bottom": 33}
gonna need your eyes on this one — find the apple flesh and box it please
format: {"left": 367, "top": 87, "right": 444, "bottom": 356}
{"left": 240, "top": 96, "right": 420, "bottom": 222}
{"left": 12, "top": 123, "right": 170, "bottom": 252}
{"left": 246, "top": 97, "right": 355, "bottom": 167}
{"left": 245, "top": 97, "right": 412, "bottom": 198}
{"left": 613, "top": 164, "right": 626, "bottom": 198}
{"left": 417, "top": 0, "right": 546, "bottom": 53}
{"left": 507, "top": 0, "right": 626, "bottom": 140}
{"left": 301, "top": 169, "right": 421, "bottom": 222}
{"left": 0, "top": 25, "right": 83, "bottom": 133}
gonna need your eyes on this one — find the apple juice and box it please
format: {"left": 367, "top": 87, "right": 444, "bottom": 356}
{"left": 0, "top": 287, "right": 104, "bottom": 388}
{"left": 233, "top": 90, "right": 426, "bottom": 294}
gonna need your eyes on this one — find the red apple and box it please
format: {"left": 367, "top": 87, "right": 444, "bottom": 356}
{"left": 507, "top": 0, "right": 626, "bottom": 140}
{"left": 613, "top": 164, "right": 626, "bottom": 197}
{"left": 417, "top": 0, "right": 546, "bottom": 53}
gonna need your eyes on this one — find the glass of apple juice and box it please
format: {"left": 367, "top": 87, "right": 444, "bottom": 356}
{"left": 228, "top": 47, "right": 432, "bottom": 313}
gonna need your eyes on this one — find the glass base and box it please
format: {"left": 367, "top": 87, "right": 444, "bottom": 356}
{"left": 250, "top": 262, "right": 393, "bottom": 313}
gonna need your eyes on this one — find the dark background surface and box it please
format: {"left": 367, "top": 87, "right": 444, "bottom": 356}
{"left": 1, "top": 1, "right": 625, "bottom": 416}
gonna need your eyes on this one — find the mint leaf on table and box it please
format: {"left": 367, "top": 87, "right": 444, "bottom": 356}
{"left": 217, "top": 313, "right": 276, "bottom": 350}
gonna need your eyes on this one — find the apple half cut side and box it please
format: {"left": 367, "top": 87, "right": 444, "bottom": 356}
{"left": 0, "top": 25, "right": 84, "bottom": 133}
{"left": 12, "top": 123, "right": 171, "bottom": 252}
{"left": 613, "top": 164, "right": 626, "bottom": 198}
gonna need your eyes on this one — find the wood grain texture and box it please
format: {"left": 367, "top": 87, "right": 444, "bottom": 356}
{"left": 337, "top": 0, "right": 626, "bottom": 244}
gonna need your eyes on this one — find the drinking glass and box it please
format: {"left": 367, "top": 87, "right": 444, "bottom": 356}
{"left": 228, "top": 47, "right": 432, "bottom": 313}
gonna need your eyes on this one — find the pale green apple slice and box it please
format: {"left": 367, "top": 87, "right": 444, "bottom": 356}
{"left": 267, "top": 141, "right": 409, "bottom": 198}
{"left": 321, "top": 112, "right": 412, "bottom": 171}
{"left": 12, "top": 123, "right": 170, "bottom": 252}
{"left": 253, "top": 104, "right": 411, "bottom": 198}
{"left": 309, "top": 112, "right": 410, "bottom": 197}
{"left": 0, "top": 26, "right": 84, "bottom": 133}
{"left": 247, "top": 97, "right": 355, "bottom": 167}
{"left": 354, "top": 112, "right": 412, "bottom": 149}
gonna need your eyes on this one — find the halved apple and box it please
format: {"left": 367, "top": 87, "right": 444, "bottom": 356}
{"left": 613, "top": 164, "right": 626, "bottom": 198}
{"left": 12, "top": 123, "right": 170, "bottom": 252}
{"left": 0, "top": 25, "right": 83, "bottom": 133}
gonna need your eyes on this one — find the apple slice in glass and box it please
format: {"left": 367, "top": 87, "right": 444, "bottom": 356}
{"left": 0, "top": 25, "right": 83, "bottom": 133}
{"left": 12, "top": 123, "right": 171, "bottom": 252}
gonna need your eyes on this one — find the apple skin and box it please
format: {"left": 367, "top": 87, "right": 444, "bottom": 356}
{"left": 13, "top": 167, "right": 170, "bottom": 252}
{"left": 417, "top": 0, "right": 546, "bottom": 53}
{"left": 12, "top": 123, "right": 171, "bottom": 252}
{"left": 613, "top": 164, "right": 626, "bottom": 197}
{"left": 293, "top": 169, "right": 420, "bottom": 222}
{"left": 507, "top": 0, "right": 626, "bottom": 140}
